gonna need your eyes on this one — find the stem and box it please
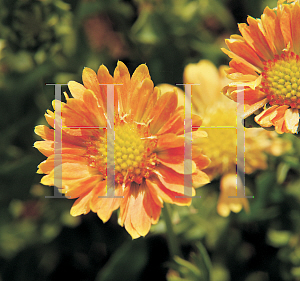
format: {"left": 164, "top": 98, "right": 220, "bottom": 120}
{"left": 162, "top": 203, "right": 182, "bottom": 258}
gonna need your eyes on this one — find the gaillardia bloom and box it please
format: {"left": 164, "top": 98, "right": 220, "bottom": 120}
{"left": 161, "top": 60, "right": 290, "bottom": 217}
{"left": 34, "top": 61, "right": 210, "bottom": 238}
{"left": 222, "top": 0, "right": 300, "bottom": 134}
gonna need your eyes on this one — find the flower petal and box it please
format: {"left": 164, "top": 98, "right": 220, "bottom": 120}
{"left": 70, "top": 189, "right": 93, "bottom": 216}
{"left": 131, "top": 78, "right": 154, "bottom": 122}
{"left": 154, "top": 165, "right": 195, "bottom": 195}
{"left": 149, "top": 91, "right": 178, "bottom": 135}
{"left": 146, "top": 175, "right": 192, "bottom": 206}
{"left": 114, "top": 61, "right": 131, "bottom": 113}
{"left": 68, "top": 81, "right": 86, "bottom": 100}
{"left": 97, "top": 64, "right": 114, "bottom": 110}
{"left": 284, "top": 108, "right": 299, "bottom": 134}
{"left": 255, "top": 105, "right": 279, "bottom": 127}
{"left": 82, "top": 67, "right": 101, "bottom": 98}
{"left": 225, "top": 38, "right": 264, "bottom": 69}
{"left": 119, "top": 182, "right": 159, "bottom": 238}
{"left": 261, "top": 6, "right": 285, "bottom": 54}
{"left": 90, "top": 181, "right": 123, "bottom": 223}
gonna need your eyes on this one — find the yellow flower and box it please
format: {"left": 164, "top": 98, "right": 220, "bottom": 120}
{"left": 34, "top": 61, "right": 211, "bottom": 238}
{"left": 221, "top": 0, "right": 300, "bottom": 134}
{"left": 160, "top": 60, "right": 290, "bottom": 217}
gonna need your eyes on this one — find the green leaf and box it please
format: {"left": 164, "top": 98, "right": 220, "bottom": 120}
{"left": 193, "top": 242, "right": 212, "bottom": 281}
{"left": 277, "top": 162, "right": 290, "bottom": 184}
{"left": 95, "top": 238, "right": 148, "bottom": 281}
{"left": 173, "top": 255, "right": 201, "bottom": 279}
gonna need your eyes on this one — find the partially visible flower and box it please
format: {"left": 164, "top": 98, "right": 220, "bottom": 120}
{"left": 160, "top": 60, "right": 291, "bottom": 217}
{"left": 221, "top": 0, "right": 300, "bottom": 134}
{"left": 34, "top": 61, "right": 210, "bottom": 238}
{"left": 217, "top": 174, "right": 249, "bottom": 217}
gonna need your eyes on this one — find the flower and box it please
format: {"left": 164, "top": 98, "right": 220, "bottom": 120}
{"left": 34, "top": 61, "right": 211, "bottom": 238}
{"left": 160, "top": 60, "right": 290, "bottom": 217}
{"left": 221, "top": 0, "right": 300, "bottom": 134}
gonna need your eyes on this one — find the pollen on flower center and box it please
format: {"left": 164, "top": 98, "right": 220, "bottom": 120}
{"left": 86, "top": 122, "right": 158, "bottom": 185}
{"left": 113, "top": 123, "right": 145, "bottom": 176}
{"left": 261, "top": 52, "right": 300, "bottom": 108}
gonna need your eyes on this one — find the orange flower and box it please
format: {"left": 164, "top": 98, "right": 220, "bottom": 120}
{"left": 34, "top": 61, "right": 210, "bottom": 238}
{"left": 221, "top": 0, "right": 300, "bottom": 134}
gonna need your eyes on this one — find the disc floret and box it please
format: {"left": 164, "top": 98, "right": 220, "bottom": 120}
{"left": 86, "top": 121, "right": 158, "bottom": 186}
{"left": 261, "top": 51, "right": 300, "bottom": 108}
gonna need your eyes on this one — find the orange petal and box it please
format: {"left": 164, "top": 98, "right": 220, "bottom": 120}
{"left": 142, "top": 86, "right": 159, "bottom": 122}
{"left": 68, "top": 81, "right": 86, "bottom": 100}
{"left": 154, "top": 165, "right": 195, "bottom": 195}
{"left": 45, "top": 110, "right": 55, "bottom": 128}
{"left": 270, "top": 105, "right": 289, "bottom": 123}
{"left": 34, "top": 141, "right": 54, "bottom": 157}
{"left": 70, "top": 189, "right": 93, "bottom": 216}
{"left": 61, "top": 99, "right": 96, "bottom": 128}
{"left": 227, "top": 86, "right": 266, "bottom": 105}
{"left": 255, "top": 105, "right": 279, "bottom": 127}
{"left": 238, "top": 18, "right": 273, "bottom": 61}
{"left": 261, "top": 6, "right": 285, "bottom": 54}
{"left": 113, "top": 61, "right": 131, "bottom": 113}
{"left": 156, "top": 146, "right": 184, "bottom": 164}
{"left": 130, "top": 64, "right": 151, "bottom": 92}
{"left": 158, "top": 161, "right": 196, "bottom": 175}
{"left": 146, "top": 175, "right": 192, "bottom": 206}
{"left": 37, "top": 153, "right": 87, "bottom": 174}
{"left": 149, "top": 91, "right": 178, "bottom": 135}
{"left": 284, "top": 108, "right": 299, "bottom": 134}
{"left": 192, "top": 148, "right": 211, "bottom": 170}
{"left": 242, "top": 98, "right": 268, "bottom": 119}
{"left": 130, "top": 78, "right": 154, "bottom": 122}
{"left": 82, "top": 67, "right": 101, "bottom": 98}
{"left": 90, "top": 181, "right": 123, "bottom": 223}
{"left": 97, "top": 64, "right": 114, "bottom": 110}
{"left": 221, "top": 48, "right": 262, "bottom": 73}
{"left": 156, "top": 107, "right": 184, "bottom": 135}
{"left": 225, "top": 38, "right": 264, "bottom": 69}
{"left": 291, "top": 1, "right": 300, "bottom": 54}
{"left": 155, "top": 134, "right": 184, "bottom": 151}
{"left": 228, "top": 60, "right": 258, "bottom": 76}
{"left": 192, "top": 169, "right": 210, "bottom": 186}
{"left": 279, "top": 4, "right": 293, "bottom": 50}
{"left": 35, "top": 125, "right": 53, "bottom": 141}
{"left": 64, "top": 175, "right": 101, "bottom": 198}
{"left": 119, "top": 182, "right": 156, "bottom": 238}
{"left": 41, "top": 162, "right": 93, "bottom": 187}
{"left": 82, "top": 89, "right": 107, "bottom": 127}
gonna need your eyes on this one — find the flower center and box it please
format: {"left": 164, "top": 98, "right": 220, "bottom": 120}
{"left": 262, "top": 51, "right": 300, "bottom": 108}
{"left": 113, "top": 123, "right": 146, "bottom": 176}
{"left": 199, "top": 104, "right": 237, "bottom": 174}
{"left": 86, "top": 122, "right": 157, "bottom": 186}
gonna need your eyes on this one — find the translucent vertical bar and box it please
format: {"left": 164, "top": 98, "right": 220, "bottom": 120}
{"left": 45, "top": 84, "right": 68, "bottom": 198}
{"left": 229, "top": 84, "right": 253, "bottom": 199}
{"left": 98, "top": 84, "right": 123, "bottom": 199}
{"left": 175, "top": 84, "right": 201, "bottom": 198}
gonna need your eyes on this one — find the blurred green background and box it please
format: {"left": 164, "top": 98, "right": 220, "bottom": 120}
{"left": 2, "top": 0, "right": 300, "bottom": 280}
